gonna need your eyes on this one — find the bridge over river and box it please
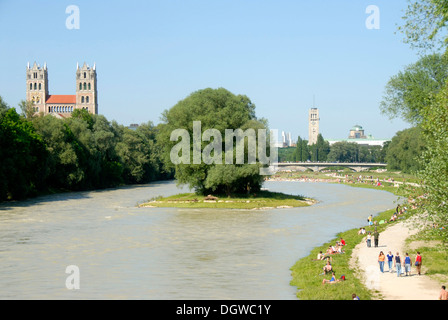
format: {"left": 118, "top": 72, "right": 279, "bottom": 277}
{"left": 277, "top": 162, "right": 387, "bottom": 172}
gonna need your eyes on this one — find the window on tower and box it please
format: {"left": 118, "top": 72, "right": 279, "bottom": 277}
{"left": 88, "top": 83, "right": 91, "bottom": 90}
{"left": 79, "top": 83, "right": 82, "bottom": 90}
{"left": 86, "top": 96, "right": 89, "bottom": 103}
{"left": 83, "top": 83, "right": 86, "bottom": 90}
{"left": 81, "top": 96, "right": 85, "bottom": 103}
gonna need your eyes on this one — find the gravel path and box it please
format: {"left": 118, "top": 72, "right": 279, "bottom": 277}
{"left": 350, "top": 219, "right": 442, "bottom": 300}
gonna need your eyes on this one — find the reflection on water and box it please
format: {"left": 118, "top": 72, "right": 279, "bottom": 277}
{"left": 0, "top": 180, "right": 398, "bottom": 299}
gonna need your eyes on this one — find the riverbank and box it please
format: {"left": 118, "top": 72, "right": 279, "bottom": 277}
{"left": 350, "top": 216, "right": 442, "bottom": 300}
{"left": 289, "top": 172, "right": 447, "bottom": 300}
{"left": 139, "top": 190, "right": 315, "bottom": 209}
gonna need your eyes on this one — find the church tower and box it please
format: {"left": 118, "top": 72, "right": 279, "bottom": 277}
{"left": 26, "top": 62, "right": 48, "bottom": 114}
{"left": 76, "top": 62, "right": 98, "bottom": 114}
{"left": 308, "top": 108, "right": 319, "bottom": 145}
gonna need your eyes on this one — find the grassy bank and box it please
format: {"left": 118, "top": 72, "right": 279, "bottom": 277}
{"left": 288, "top": 170, "right": 447, "bottom": 299}
{"left": 139, "top": 190, "right": 314, "bottom": 209}
{"left": 289, "top": 208, "right": 398, "bottom": 300}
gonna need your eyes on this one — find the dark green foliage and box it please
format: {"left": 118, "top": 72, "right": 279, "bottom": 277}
{"left": 0, "top": 96, "right": 172, "bottom": 201}
{"left": 309, "top": 134, "right": 330, "bottom": 162}
{"left": 380, "top": 53, "right": 448, "bottom": 125}
{"left": 385, "top": 127, "right": 425, "bottom": 173}
{"left": 158, "top": 87, "right": 267, "bottom": 196}
{"left": 326, "top": 141, "right": 384, "bottom": 163}
{"left": 0, "top": 108, "right": 48, "bottom": 200}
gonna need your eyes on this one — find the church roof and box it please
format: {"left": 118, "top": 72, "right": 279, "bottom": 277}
{"left": 46, "top": 95, "right": 76, "bottom": 104}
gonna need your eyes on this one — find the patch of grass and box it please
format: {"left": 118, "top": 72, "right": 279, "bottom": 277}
{"left": 139, "top": 190, "right": 314, "bottom": 209}
{"left": 404, "top": 228, "right": 448, "bottom": 283}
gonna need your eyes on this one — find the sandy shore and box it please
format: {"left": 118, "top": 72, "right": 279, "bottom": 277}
{"left": 350, "top": 219, "right": 442, "bottom": 300}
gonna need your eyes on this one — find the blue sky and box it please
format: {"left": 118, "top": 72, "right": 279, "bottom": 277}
{"left": 0, "top": 0, "right": 420, "bottom": 140}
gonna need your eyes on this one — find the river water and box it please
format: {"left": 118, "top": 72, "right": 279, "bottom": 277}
{"left": 0, "top": 180, "right": 398, "bottom": 300}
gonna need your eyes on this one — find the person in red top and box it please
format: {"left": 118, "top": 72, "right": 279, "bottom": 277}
{"left": 340, "top": 238, "right": 346, "bottom": 246}
{"left": 415, "top": 252, "right": 422, "bottom": 275}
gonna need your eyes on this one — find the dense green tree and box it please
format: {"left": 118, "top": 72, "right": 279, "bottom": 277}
{"left": 301, "top": 139, "right": 310, "bottom": 161}
{"left": 326, "top": 141, "right": 387, "bottom": 164}
{"left": 398, "top": 0, "right": 448, "bottom": 52}
{"left": 0, "top": 93, "right": 171, "bottom": 202}
{"left": 0, "top": 96, "right": 9, "bottom": 117}
{"left": 326, "top": 141, "right": 359, "bottom": 163}
{"left": 417, "top": 86, "right": 448, "bottom": 241}
{"left": 309, "top": 134, "right": 330, "bottom": 162}
{"left": 380, "top": 53, "right": 448, "bottom": 125}
{"left": 278, "top": 147, "right": 296, "bottom": 162}
{"left": 0, "top": 107, "right": 47, "bottom": 200}
{"left": 395, "top": 1, "right": 448, "bottom": 241}
{"left": 294, "top": 136, "right": 302, "bottom": 161}
{"left": 385, "top": 127, "right": 425, "bottom": 173}
{"left": 158, "top": 88, "right": 268, "bottom": 195}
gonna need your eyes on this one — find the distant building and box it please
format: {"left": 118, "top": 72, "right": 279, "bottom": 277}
{"left": 281, "top": 131, "right": 294, "bottom": 147}
{"left": 308, "top": 108, "right": 319, "bottom": 145}
{"left": 128, "top": 124, "right": 139, "bottom": 131}
{"left": 26, "top": 61, "right": 98, "bottom": 118}
{"left": 348, "top": 125, "right": 367, "bottom": 139}
{"left": 326, "top": 124, "right": 390, "bottom": 147}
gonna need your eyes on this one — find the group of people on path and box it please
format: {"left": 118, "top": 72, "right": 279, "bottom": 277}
{"left": 378, "top": 251, "right": 422, "bottom": 277}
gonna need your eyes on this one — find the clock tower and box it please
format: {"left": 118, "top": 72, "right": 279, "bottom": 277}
{"left": 308, "top": 108, "right": 319, "bottom": 145}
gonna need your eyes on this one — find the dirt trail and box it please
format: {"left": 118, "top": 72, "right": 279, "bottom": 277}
{"left": 350, "top": 219, "right": 442, "bottom": 300}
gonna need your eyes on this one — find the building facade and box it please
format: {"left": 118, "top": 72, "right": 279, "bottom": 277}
{"left": 326, "top": 124, "right": 390, "bottom": 146}
{"left": 26, "top": 62, "right": 98, "bottom": 117}
{"left": 308, "top": 108, "right": 319, "bottom": 145}
{"left": 348, "top": 125, "right": 367, "bottom": 139}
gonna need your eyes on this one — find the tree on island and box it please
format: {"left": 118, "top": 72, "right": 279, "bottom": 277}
{"left": 157, "top": 88, "right": 269, "bottom": 196}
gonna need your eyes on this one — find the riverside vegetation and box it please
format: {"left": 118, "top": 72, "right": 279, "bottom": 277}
{"left": 287, "top": 170, "right": 448, "bottom": 299}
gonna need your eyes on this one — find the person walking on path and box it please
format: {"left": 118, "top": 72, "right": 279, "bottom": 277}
{"left": 378, "top": 251, "right": 385, "bottom": 273}
{"left": 415, "top": 252, "right": 422, "bottom": 275}
{"left": 439, "top": 286, "right": 448, "bottom": 300}
{"left": 404, "top": 253, "right": 412, "bottom": 276}
{"left": 373, "top": 230, "right": 379, "bottom": 248}
{"left": 387, "top": 251, "right": 394, "bottom": 272}
{"left": 394, "top": 252, "right": 402, "bottom": 277}
{"left": 366, "top": 232, "right": 372, "bottom": 248}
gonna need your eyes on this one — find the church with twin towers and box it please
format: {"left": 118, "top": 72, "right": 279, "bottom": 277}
{"left": 26, "top": 61, "right": 98, "bottom": 117}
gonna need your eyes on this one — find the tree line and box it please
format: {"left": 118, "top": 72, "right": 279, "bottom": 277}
{"left": 0, "top": 82, "right": 426, "bottom": 202}
{"left": 385, "top": 0, "right": 448, "bottom": 242}
{"left": 279, "top": 133, "right": 387, "bottom": 164}
{"left": 278, "top": 129, "right": 424, "bottom": 173}
{"left": 0, "top": 98, "right": 172, "bottom": 202}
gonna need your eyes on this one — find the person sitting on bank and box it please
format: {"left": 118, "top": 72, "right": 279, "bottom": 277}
{"left": 323, "top": 260, "right": 333, "bottom": 274}
{"left": 322, "top": 272, "right": 342, "bottom": 284}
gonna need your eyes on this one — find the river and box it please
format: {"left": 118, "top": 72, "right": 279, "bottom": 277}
{"left": 0, "top": 180, "right": 398, "bottom": 299}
